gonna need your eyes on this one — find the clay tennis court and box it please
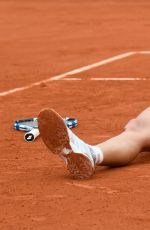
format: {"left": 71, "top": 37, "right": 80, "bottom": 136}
{"left": 0, "top": 0, "right": 150, "bottom": 229}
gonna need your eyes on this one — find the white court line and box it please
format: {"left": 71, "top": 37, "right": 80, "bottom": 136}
{"left": 137, "top": 51, "right": 150, "bottom": 54}
{"left": 61, "top": 77, "right": 149, "bottom": 81}
{"left": 91, "top": 77, "right": 149, "bottom": 81}
{"left": 0, "top": 52, "right": 135, "bottom": 97}
{"left": 0, "top": 51, "right": 149, "bottom": 97}
{"left": 51, "top": 51, "right": 135, "bottom": 80}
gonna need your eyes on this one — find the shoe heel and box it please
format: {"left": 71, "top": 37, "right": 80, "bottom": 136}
{"left": 66, "top": 152, "right": 94, "bottom": 179}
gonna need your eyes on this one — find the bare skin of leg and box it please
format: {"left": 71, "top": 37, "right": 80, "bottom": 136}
{"left": 97, "top": 107, "right": 150, "bottom": 166}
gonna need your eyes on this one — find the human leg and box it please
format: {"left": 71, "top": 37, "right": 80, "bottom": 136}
{"left": 98, "top": 107, "right": 150, "bottom": 166}
{"left": 98, "top": 131, "right": 143, "bottom": 166}
{"left": 38, "top": 108, "right": 103, "bottom": 179}
{"left": 38, "top": 107, "right": 150, "bottom": 178}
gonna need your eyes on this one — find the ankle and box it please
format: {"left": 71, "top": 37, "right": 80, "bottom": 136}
{"left": 88, "top": 145, "right": 104, "bottom": 165}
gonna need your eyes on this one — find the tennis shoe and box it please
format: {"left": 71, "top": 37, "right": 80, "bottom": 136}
{"left": 38, "top": 108, "right": 96, "bottom": 179}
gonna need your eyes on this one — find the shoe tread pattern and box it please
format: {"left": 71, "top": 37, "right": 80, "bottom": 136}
{"left": 66, "top": 152, "right": 94, "bottom": 179}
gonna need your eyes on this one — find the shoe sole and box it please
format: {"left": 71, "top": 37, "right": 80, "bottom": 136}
{"left": 38, "top": 108, "right": 94, "bottom": 179}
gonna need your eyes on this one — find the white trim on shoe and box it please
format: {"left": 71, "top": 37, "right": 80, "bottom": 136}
{"left": 38, "top": 108, "right": 95, "bottom": 179}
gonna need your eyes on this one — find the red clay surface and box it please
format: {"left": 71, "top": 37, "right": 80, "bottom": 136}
{"left": 0, "top": 0, "right": 150, "bottom": 230}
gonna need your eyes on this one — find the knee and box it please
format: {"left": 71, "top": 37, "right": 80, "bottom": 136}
{"left": 125, "top": 118, "right": 150, "bottom": 148}
{"left": 124, "top": 118, "right": 140, "bottom": 132}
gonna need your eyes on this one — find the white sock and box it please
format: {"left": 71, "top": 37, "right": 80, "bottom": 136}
{"left": 87, "top": 145, "right": 104, "bottom": 165}
{"left": 67, "top": 128, "right": 104, "bottom": 165}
